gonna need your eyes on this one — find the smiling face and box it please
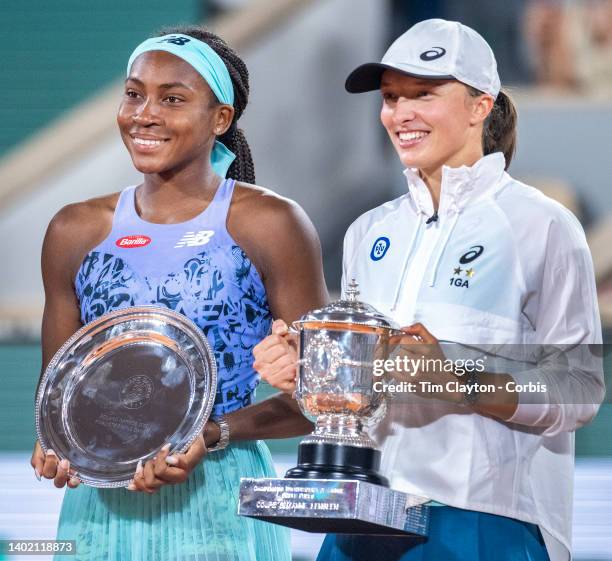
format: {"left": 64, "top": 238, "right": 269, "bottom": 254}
{"left": 379, "top": 70, "right": 493, "bottom": 174}
{"left": 117, "top": 50, "right": 234, "bottom": 176}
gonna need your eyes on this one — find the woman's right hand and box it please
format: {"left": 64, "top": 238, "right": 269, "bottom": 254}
{"left": 253, "top": 319, "right": 298, "bottom": 393}
{"left": 30, "top": 440, "right": 80, "bottom": 489}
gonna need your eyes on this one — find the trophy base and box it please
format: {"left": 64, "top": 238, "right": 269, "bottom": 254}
{"left": 238, "top": 478, "right": 430, "bottom": 537}
{"left": 285, "top": 442, "right": 389, "bottom": 487}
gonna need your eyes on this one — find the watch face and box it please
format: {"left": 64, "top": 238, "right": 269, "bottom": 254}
{"left": 36, "top": 305, "right": 217, "bottom": 487}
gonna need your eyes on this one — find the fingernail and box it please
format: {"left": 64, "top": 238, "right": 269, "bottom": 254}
{"left": 165, "top": 455, "right": 178, "bottom": 466}
{"left": 46, "top": 449, "right": 56, "bottom": 456}
{"left": 126, "top": 482, "right": 136, "bottom": 491}
{"left": 136, "top": 460, "right": 143, "bottom": 475}
{"left": 69, "top": 477, "right": 79, "bottom": 486}
{"left": 161, "top": 443, "right": 171, "bottom": 452}
{"left": 34, "top": 468, "right": 42, "bottom": 481}
{"left": 60, "top": 459, "right": 70, "bottom": 470}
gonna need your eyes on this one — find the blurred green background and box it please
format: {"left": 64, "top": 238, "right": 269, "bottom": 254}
{"left": 0, "top": 0, "right": 202, "bottom": 157}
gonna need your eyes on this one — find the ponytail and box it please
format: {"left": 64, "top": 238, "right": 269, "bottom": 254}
{"left": 468, "top": 87, "right": 517, "bottom": 170}
{"left": 157, "top": 25, "right": 256, "bottom": 183}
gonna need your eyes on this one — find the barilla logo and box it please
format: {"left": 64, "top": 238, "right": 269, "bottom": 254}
{"left": 115, "top": 235, "right": 152, "bottom": 248}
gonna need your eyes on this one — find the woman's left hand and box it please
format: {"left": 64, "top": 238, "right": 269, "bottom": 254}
{"left": 390, "top": 322, "right": 446, "bottom": 367}
{"left": 390, "top": 323, "right": 463, "bottom": 403}
{"left": 398, "top": 322, "right": 440, "bottom": 346}
{"left": 128, "top": 434, "right": 208, "bottom": 494}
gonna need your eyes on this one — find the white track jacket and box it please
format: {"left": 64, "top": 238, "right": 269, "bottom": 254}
{"left": 341, "top": 153, "right": 604, "bottom": 561}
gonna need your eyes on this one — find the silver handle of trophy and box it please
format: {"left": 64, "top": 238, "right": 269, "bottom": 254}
{"left": 296, "top": 358, "right": 375, "bottom": 369}
{"left": 337, "top": 359, "right": 375, "bottom": 369}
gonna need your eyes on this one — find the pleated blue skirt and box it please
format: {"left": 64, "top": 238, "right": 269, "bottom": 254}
{"left": 54, "top": 441, "right": 291, "bottom": 561}
{"left": 316, "top": 505, "right": 551, "bottom": 561}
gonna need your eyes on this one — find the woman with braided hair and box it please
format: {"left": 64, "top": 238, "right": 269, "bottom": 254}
{"left": 30, "top": 25, "right": 327, "bottom": 560}
{"left": 177, "top": 26, "right": 257, "bottom": 184}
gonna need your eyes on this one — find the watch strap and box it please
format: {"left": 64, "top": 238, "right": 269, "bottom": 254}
{"left": 207, "top": 416, "right": 230, "bottom": 452}
{"left": 462, "top": 370, "right": 480, "bottom": 406}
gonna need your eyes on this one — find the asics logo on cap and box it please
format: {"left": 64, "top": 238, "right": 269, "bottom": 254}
{"left": 174, "top": 230, "right": 215, "bottom": 248}
{"left": 420, "top": 47, "right": 446, "bottom": 61}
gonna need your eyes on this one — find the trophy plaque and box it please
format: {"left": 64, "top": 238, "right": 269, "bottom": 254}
{"left": 35, "top": 305, "right": 217, "bottom": 488}
{"left": 239, "top": 281, "right": 430, "bottom": 537}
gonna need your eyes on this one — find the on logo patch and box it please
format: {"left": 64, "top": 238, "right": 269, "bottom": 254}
{"left": 116, "top": 235, "right": 151, "bottom": 248}
{"left": 370, "top": 237, "right": 390, "bottom": 261}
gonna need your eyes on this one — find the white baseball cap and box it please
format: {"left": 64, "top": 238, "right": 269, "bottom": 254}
{"left": 345, "top": 19, "right": 500, "bottom": 98}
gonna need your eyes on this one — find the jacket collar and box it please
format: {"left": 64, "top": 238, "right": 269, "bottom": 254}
{"left": 403, "top": 152, "right": 506, "bottom": 218}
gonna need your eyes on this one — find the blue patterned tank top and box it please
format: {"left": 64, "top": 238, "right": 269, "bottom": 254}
{"left": 75, "top": 179, "right": 272, "bottom": 416}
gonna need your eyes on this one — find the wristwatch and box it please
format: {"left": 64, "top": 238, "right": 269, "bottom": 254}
{"left": 461, "top": 370, "right": 480, "bottom": 406}
{"left": 207, "top": 416, "right": 230, "bottom": 452}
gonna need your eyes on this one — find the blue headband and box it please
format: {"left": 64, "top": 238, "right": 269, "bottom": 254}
{"left": 127, "top": 34, "right": 236, "bottom": 178}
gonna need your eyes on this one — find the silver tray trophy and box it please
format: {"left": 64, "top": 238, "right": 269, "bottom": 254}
{"left": 239, "top": 281, "right": 429, "bottom": 537}
{"left": 35, "top": 306, "right": 217, "bottom": 488}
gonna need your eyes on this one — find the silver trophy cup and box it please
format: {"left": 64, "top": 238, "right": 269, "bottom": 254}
{"left": 239, "top": 281, "right": 430, "bottom": 536}
{"left": 286, "top": 279, "right": 402, "bottom": 485}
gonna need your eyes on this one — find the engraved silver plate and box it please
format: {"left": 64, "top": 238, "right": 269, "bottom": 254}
{"left": 35, "top": 306, "right": 217, "bottom": 488}
{"left": 239, "top": 478, "right": 430, "bottom": 536}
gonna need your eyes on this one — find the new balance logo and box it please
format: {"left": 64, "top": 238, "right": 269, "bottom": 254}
{"left": 174, "top": 230, "right": 215, "bottom": 248}
{"left": 158, "top": 36, "right": 191, "bottom": 46}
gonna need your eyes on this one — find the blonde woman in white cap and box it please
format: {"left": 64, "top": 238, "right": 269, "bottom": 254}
{"left": 253, "top": 18, "right": 604, "bottom": 561}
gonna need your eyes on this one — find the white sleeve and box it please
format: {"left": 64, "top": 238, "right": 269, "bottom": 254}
{"left": 507, "top": 210, "right": 605, "bottom": 435}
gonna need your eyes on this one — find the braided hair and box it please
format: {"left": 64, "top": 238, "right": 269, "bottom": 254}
{"left": 156, "top": 25, "right": 256, "bottom": 183}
